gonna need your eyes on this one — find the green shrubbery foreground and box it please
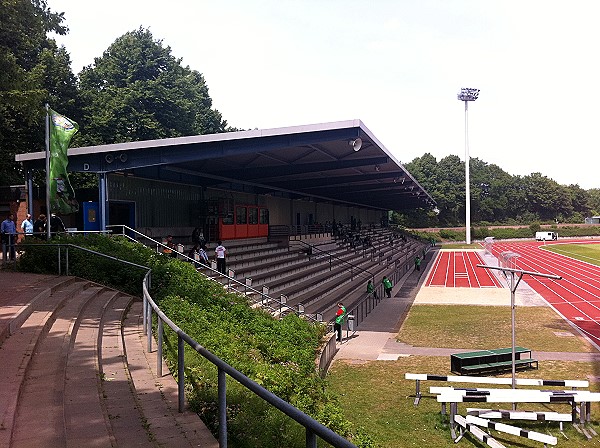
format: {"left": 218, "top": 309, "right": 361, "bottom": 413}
{"left": 17, "top": 235, "right": 373, "bottom": 448}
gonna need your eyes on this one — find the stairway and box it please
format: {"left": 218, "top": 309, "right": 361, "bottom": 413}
{"left": 0, "top": 271, "right": 218, "bottom": 448}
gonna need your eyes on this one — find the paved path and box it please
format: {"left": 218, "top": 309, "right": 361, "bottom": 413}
{"left": 333, "top": 248, "right": 600, "bottom": 364}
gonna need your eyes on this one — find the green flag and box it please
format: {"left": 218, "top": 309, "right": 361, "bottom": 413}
{"left": 48, "top": 108, "right": 79, "bottom": 215}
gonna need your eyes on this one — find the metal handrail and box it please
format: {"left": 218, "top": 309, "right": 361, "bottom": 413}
{"left": 106, "top": 225, "right": 321, "bottom": 323}
{"left": 20, "top": 242, "right": 357, "bottom": 448}
{"left": 289, "top": 240, "right": 374, "bottom": 284}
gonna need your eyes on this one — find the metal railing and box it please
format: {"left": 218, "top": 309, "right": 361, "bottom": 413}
{"left": 20, "top": 242, "right": 357, "bottom": 448}
{"left": 289, "top": 240, "right": 374, "bottom": 285}
{"left": 106, "top": 225, "right": 322, "bottom": 323}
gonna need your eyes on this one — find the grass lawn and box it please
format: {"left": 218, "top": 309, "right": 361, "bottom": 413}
{"left": 543, "top": 242, "right": 600, "bottom": 265}
{"left": 398, "top": 305, "right": 597, "bottom": 353}
{"left": 327, "top": 302, "right": 600, "bottom": 447}
{"left": 439, "top": 243, "right": 482, "bottom": 250}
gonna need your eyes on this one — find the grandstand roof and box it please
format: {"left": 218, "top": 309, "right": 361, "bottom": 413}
{"left": 16, "top": 119, "right": 435, "bottom": 211}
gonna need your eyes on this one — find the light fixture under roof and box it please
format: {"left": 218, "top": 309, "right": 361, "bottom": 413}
{"left": 349, "top": 138, "right": 362, "bottom": 151}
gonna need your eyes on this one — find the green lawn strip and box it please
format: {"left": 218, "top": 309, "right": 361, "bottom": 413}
{"left": 542, "top": 243, "right": 600, "bottom": 265}
{"left": 397, "top": 305, "right": 596, "bottom": 353}
{"left": 328, "top": 356, "right": 600, "bottom": 448}
{"left": 440, "top": 243, "right": 483, "bottom": 250}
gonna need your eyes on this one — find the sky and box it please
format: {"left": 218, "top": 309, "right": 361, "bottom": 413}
{"left": 47, "top": 0, "right": 600, "bottom": 189}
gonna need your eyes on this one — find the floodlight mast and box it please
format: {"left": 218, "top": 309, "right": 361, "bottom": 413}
{"left": 457, "top": 88, "right": 479, "bottom": 244}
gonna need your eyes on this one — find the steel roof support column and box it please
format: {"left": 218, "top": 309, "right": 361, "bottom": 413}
{"left": 26, "top": 169, "right": 34, "bottom": 217}
{"left": 99, "top": 172, "right": 108, "bottom": 232}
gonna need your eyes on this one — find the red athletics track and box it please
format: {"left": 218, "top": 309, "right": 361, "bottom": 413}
{"left": 425, "top": 251, "right": 503, "bottom": 288}
{"left": 489, "top": 239, "right": 600, "bottom": 349}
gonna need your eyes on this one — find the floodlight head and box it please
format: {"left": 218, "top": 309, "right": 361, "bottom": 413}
{"left": 457, "top": 87, "right": 480, "bottom": 102}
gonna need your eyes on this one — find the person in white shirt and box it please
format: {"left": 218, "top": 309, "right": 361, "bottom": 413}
{"left": 21, "top": 213, "right": 34, "bottom": 236}
{"left": 214, "top": 240, "right": 227, "bottom": 274}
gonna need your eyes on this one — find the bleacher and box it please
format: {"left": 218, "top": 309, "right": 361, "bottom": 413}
{"left": 175, "top": 225, "right": 429, "bottom": 323}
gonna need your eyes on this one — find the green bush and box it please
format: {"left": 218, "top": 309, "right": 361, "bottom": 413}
{"left": 529, "top": 222, "right": 541, "bottom": 234}
{"left": 439, "top": 229, "right": 463, "bottom": 240}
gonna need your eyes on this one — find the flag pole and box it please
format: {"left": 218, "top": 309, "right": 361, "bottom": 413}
{"left": 45, "top": 104, "right": 51, "bottom": 240}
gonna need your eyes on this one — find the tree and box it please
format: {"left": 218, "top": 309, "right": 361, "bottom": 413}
{"left": 77, "top": 28, "right": 228, "bottom": 146}
{"left": 520, "top": 173, "right": 565, "bottom": 221}
{"left": 564, "top": 184, "right": 591, "bottom": 223}
{"left": 588, "top": 189, "right": 600, "bottom": 216}
{"left": 469, "top": 158, "right": 524, "bottom": 224}
{"left": 0, "top": 0, "right": 76, "bottom": 186}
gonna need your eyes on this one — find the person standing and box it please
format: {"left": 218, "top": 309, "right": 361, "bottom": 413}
{"left": 334, "top": 302, "right": 346, "bottom": 342}
{"left": 33, "top": 214, "right": 47, "bottom": 239}
{"left": 366, "top": 279, "right": 378, "bottom": 300}
{"left": 1, "top": 213, "right": 17, "bottom": 262}
{"left": 191, "top": 227, "right": 201, "bottom": 245}
{"left": 382, "top": 276, "right": 393, "bottom": 298}
{"left": 20, "top": 213, "right": 34, "bottom": 238}
{"left": 215, "top": 240, "right": 227, "bottom": 274}
{"left": 415, "top": 255, "right": 421, "bottom": 271}
{"left": 49, "top": 213, "right": 66, "bottom": 235}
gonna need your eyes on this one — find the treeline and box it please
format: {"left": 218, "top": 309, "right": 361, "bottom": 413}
{"left": 1, "top": 0, "right": 233, "bottom": 188}
{"left": 395, "top": 153, "right": 600, "bottom": 228}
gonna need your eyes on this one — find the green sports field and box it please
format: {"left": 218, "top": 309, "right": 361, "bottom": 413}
{"left": 542, "top": 242, "right": 600, "bottom": 266}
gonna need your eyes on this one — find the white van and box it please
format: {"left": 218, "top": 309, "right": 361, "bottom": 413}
{"left": 535, "top": 231, "right": 558, "bottom": 241}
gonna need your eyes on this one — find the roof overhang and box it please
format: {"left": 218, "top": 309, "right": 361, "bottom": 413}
{"left": 16, "top": 119, "right": 435, "bottom": 211}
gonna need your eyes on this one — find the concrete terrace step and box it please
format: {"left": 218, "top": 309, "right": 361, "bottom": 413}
{"left": 0, "top": 272, "right": 218, "bottom": 448}
{"left": 62, "top": 288, "right": 126, "bottom": 447}
{"left": 11, "top": 284, "right": 108, "bottom": 447}
{"left": 0, "top": 278, "right": 90, "bottom": 448}
{"left": 0, "top": 274, "right": 77, "bottom": 346}
{"left": 122, "top": 302, "right": 218, "bottom": 447}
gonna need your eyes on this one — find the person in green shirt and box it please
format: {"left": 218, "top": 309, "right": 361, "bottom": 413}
{"left": 366, "top": 279, "right": 378, "bottom": 299}
{"left": 334, "top": 302, "right": 346, "bottom": 342}
{"left": 382, "top": 276, "right": 393, "bottom": 298}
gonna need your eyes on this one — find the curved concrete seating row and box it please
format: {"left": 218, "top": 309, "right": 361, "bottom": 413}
{"left": 0, "top": 272, "right": 217, "bottom": 448}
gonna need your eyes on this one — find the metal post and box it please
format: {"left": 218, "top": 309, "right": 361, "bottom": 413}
{"left": 65, "top": 246, "right": 69, "bottom": 276}
{"left": 510, "top": 272, "right": 516, "bottom": 390}
{"left": 306, "top": 429, "right": 317, "bottom": 448}
{"left": 157, "top": 319, "right": 163, "bottom": 377}
{"left": 58, "top": 246, "right": 61, "bottom": 275}
{"left": 218, "top": 367, "right": 227, "bottom": 447}
{"left": 178, "top": 335, "right": 185, "bottom": 413}
{"left": 414, "top": 379, "right": 421, "bottom": 406}
{"left": 26, "top": 170, "right": 34, "bottom": 217}
{"left": 44, "top": 104, "right": 51, "bottom": 241}
{"left": 99, "top": 172, "right": 108, "bottom": 232}
{"left": 147, "top": 306, "right": 152, "bottom": 352}
{"left": 142, "top": 295, "right": 147, "bottom": 335}
{"left": 457, "top": 88, "right": 479, "bottom": 245}
{"left": 464, "top": 100, "right": 471, "bottom": 245}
